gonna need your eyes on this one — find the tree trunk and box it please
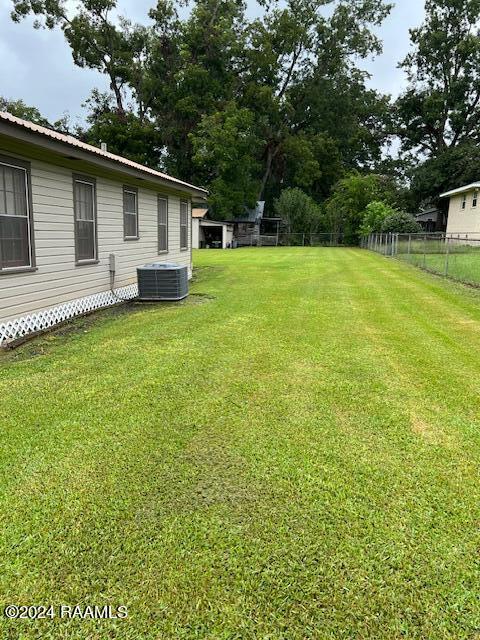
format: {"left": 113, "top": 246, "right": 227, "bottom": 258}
{"left": 257, "top": 143, "right": 277, "bottom": 201}
{"left": 110, "top": 77, "right": 126, "bottom": 119}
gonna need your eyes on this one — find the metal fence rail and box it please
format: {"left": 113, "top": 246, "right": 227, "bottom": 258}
{"left": 236, "top": 233, "right": 345, "bottom": 247}
{"left": 363, "top": 232, "right": 480, "bottom": 286}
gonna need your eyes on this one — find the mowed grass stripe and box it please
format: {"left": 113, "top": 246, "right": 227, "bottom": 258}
{"left": 1, "top": 248, "right": 480, "bottom": 639}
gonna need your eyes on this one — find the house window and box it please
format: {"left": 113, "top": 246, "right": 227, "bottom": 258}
{"left": 462, "top": 194, "right": 467, "bottom": 210}
{"left": 158, "top": 196, "right": 168, "bottom": 252}
{"left": 123, "top": 187, "right": 138, "bottom": 239}
{"left": 180, "top": 200, "right": 188, "bottom": 250}
{"left": 73, "top": 175, "right": 97, "bottom": 262}
{"left": 473, "top": 191, "right": 478, "bottom": 208}
{"left": 0, "top": 159, "right": 33, "bottom": 270}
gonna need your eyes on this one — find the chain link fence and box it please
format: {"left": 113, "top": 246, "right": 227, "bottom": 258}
{"left": 363, "top": 232, "right": 480, "bottom": 286}
{"left": 236, "top": 233, "right": 345, "bottom": 247}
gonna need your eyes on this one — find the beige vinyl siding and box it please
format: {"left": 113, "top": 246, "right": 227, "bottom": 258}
{"left": 446, "top": 191, "right": 480, "bottom": 235}
{"left": 0, "top": 155, "right": 191, "bottom": 324}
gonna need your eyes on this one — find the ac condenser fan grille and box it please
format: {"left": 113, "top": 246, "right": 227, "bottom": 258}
{"left": 137, "top": 263, "right": 189, "bottom": 301}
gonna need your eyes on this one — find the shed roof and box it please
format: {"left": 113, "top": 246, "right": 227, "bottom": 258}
{"left": 199, "top": 219, "right": 233, "bottom": 227}
{"left": 192, "top": 208, "right": 208, "bottom": 218}
{"left": 0, "top": 111, "right": 208, "bottom": 196}
{"left": 440, "top": 183, "right": 480, "bottom": 198}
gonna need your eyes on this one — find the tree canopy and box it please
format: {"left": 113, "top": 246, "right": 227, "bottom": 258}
{"left": 7, "top": 0, "right": 480, "bottom": 235}
{"left": 9, "top": 0, "right": 393, "bottom": 219}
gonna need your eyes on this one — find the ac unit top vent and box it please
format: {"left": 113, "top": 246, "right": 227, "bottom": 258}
{"left": 140, "top": 262, "right": 183, "bottom": 270}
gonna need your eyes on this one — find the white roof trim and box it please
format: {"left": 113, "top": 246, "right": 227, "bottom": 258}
{"left": 199, "top": 219, "right": 232, "bottom": 227}
{"left": 440, "top": 183, "right": 480, "bottom": 198}
{"left": 0, "top": 111, "right": 208, "bottom": 195}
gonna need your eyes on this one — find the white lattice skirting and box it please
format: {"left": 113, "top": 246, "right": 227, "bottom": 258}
{"left": 0, "top": 283, "right": 138, "bottom": 346}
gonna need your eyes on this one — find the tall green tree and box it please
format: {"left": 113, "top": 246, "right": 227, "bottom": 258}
{"left": 396, "top": 0, "right": 480, "bottom": 156}
{"left": 147, "top": 0, "right": 247, "bottom": 180}
{"left": 238, "top": 0, "right": 393, "bottom": 200}
{"left": 10, "top": 0, "right": 393, "bottom": 213}
{"left": 10, "top": 0, "right": 147, "bottom": 118}
{"left": 189, "top": 0, "right": 393, "bottom": 210}
{"left": 191, "top": 102, "right": 261, "bottom": 217}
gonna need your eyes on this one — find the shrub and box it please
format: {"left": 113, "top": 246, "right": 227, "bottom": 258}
{"left": 360, "top": 201, "right": 397, "bottom": 236}
{"left": 381, "top": 211, "right": 422, "bottom": 234}
{"left": 325, "top": 173, "right": 401, "bottom": 244}
{"left": 274, "top": 188, "right": 325, "bottom": 234}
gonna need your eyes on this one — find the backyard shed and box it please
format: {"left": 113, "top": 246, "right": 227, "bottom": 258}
{"left": 191, "top": 209, "right": 234, "bottom": 249}
{"left": 0, "top": 111, "right": 208, "bottom": 345}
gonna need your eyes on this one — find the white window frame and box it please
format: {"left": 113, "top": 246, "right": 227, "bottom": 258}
{"left": 180, "top": 200, "right": 189, "bottom": 251}
{"left": 73, "top": 174, "right": 98, "bottom": 264}
{"left": 473, "top": 191, "right": 478, "bottom": 208}
{"left": 0, "top": 158, "right": 34, "bottom": 272}
{"left": 123, "top": 186, "right": 139, "bottom": 240}
{"left": 158, "top": 195, "right": 168, "bottom": 253}
{"left": 461, "top": 194, "right": 467, "bottom": 210}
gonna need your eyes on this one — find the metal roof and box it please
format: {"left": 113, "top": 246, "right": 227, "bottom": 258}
{"left": 192, "top": 208, "right": 208, "bottom": 218}
{"left": 440, "top": 183, "right": 480, "bottom": 198}
{"left": 0, "top": 111, "right": 208, "bottom": 195}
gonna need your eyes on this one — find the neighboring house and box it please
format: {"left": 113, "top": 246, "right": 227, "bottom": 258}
{"left": 415, "top": 207, "right": 446, "bottom": 232}
{"left": 440, "top": 183, "right": 480, "bottom": 235}
{"left": 0, "top": 111, "right": 207, "bottom": 345}
{"left": 191, "top": 208, "right": 233, "bottom": 249}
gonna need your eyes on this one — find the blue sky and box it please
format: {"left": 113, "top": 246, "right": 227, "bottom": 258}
{"left": 0, "top": 0, "right": 426, "bottom": 126}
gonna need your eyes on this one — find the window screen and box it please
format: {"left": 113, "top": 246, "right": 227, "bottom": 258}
{"left": 74, "top": 177, "right": 96, "bottom": 262}
{"left": 158, "top": 196, "right": 168, "bottom": 252}
{"left": 0, "top": 162, "right": 32, "bottom": 270}
{"left": 180, "top": 200, "right": 188, "bottom": 250}
{"left": 124, "top": 188, "right": 138, "bottom": 239}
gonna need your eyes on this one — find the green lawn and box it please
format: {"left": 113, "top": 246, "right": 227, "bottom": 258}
{"left": 2, "top": 247, "right": 480, "bottom": 639}
{"left": 396, "top": 240, "right": 480, "bottom": 285}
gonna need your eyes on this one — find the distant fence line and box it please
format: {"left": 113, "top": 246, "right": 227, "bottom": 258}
{"left": 362, "top": 232, "right": 480, "bottom": 287}
{"left": 236, "top": 233, "right": 345, "bottom": 247}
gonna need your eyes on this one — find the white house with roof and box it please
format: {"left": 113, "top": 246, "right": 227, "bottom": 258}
{"left": 441, "top": 183, "right": 480, "bottom": 236}
{"left": 0, "top": 111, "right": 207, "bottom": 345}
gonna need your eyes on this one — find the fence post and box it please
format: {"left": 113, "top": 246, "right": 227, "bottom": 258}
{"left": 302, "top": 233, "right": 305, "bottom": 246}
{"left": 423, "top": 233, "right": 427, "bottom": 268}
{"left": 407, "top": 234, "right": 411, "bottom": 260}
{"left": 444, "top": 235, "right": 450, "bottom": 277}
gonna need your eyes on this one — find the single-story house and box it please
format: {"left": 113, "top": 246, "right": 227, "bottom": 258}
{"left": 191, "top": 208, "right": 233, "bottom": 249}
{"left": 415, "top": 207, "right": 446, "bottom": 232}
{"left": 0, "top": 111, "right": 207, "bottom": 345}
{"left": 440, "top": 183, "right": 480, "bottom": 236}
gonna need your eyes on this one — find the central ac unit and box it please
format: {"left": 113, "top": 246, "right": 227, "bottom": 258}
{"left": 137, "top": 263, "right": 189, "bottom": 301}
